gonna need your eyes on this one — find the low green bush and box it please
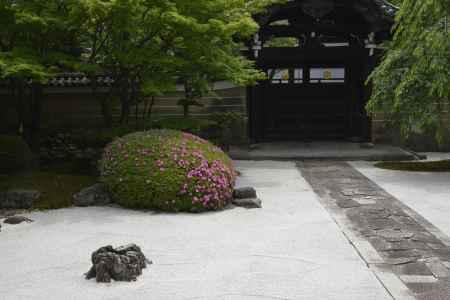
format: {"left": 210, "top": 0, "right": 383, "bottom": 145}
{"left": 0, "top": 135, "right": 34, "bottom": 174}
{"left": 70, "top": 126, "right": 138, "bottom": 148}
{"left": 40, "top": 127, "right": 138, "bottom": 167}
{"left": 100, "top": 129, "right": 237, "bottom": 212}
{"left": 208, "top": 112, "right": 248, "bottom": 147}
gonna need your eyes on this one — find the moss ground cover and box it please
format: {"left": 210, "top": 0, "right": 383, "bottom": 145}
{"left": 0, "top": 135, "right": 34, "bottom": 173}
{"left": 375, "top": 160, "right": 450, "bottom": 172}
{"left": 100, "top": 129, "right": 237, "bottom": 212}
{"left": 0, "top": 171, "right": 96, "bottom": 209}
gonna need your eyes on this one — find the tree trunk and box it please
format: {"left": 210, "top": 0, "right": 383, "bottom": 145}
{"left": 27, "top": 84, "right": 44, "bottom": 153}
{"left": 146, "top": 96, "right": 156, "bottom": 123}
{"left": 120, "top": 96, "right": 130, "bottom": 125}
{"left": 131, "top": 80, "right": 139, "bottom": 130}
{"left": 100, "top": 96, "right": 113, "bottom": 128}
{"left": 183, "top": 82, "right": 192, "bottom": 118}
{"left": 91, "top": 75, "right": 113, "bottom": 128}
{"left": 13, "top": 80, "right": 26, "bottom": 136}
{"left": 119, "top": 78, "right": 130, "bottom": 125}
{"left": 183, "top": 104, "right": 189, "bottom": 118}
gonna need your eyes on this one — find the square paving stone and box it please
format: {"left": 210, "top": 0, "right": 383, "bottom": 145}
{"left": 416, "top": 279, "right": 450, "bottom": 300}
{"left": 385, "top": 257, "right": 419, "bottom": 265}
{"left": 412, "top": 233, "right": 442, "bottom": 244}
{"left": 433, "top": 249, "right": 450, "bottom": 261}
{"left": 427, "top": 243, "right": 447, "bottom": 250}
{"left": 386, "top": 241, "right": 429, "bottom": 251}
{"left": 354, "top": 198, "right": 377, "bottom": 205}
{"left": 336, "top": 200, "right": 360, "bottom": 208}
{"left": 376, "top": 229, "right": 415, "bottom": 241}
{"left": 425, "top": 259, "right": 450, "bottom": 278}
{"left": 382, "top": 249, "right": 423, "bottom": 260}
{"left": 393, "top": 262, "right": 433, "bottom": 276}
{"left": 400, "top": 275, "right": 438, "bottom": 284}
{"left": 406, "top": 282, "right": 439, "bottom": 294}
{"left": 369, "top": 236, "right": 391, "bottom": 251}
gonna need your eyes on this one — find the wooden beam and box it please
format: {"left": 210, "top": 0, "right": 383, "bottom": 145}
{"left": 261, "top": 24, "right": 369, "bottom": 38}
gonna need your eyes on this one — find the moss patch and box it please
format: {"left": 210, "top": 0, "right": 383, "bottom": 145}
{"left": 0, "top": 171, "right": 96, "bottom": 209}
{"left": 0, "top": 135, "right": 34, "bottom": 173}
{"left": 374, "top": 160, "right": 450, "bottom": 172}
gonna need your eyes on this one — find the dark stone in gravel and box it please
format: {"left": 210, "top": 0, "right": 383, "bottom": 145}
{"left": 3, "top": 216, "right": 33, "bottom": 224}
{"left": 232, "top": 198, "right": 262, "bottom": 208}
{"left": 85, "top": 244, "right": 151, "bottom": 283}
{"left": 0, "top": 209, "right": 25, "bottom": 218}
{"left": 233, "top": 187, "right": 257, "bottom": 199}
{"left": 73, "top": 183, "right": 111, "bottom": 207}
{"left": 0, "top": 190, "right": 40, "bottom": 209}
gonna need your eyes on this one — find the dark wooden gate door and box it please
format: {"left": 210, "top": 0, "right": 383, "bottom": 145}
{"left": 260, "top": 64, "right": 350, "bottom": 140}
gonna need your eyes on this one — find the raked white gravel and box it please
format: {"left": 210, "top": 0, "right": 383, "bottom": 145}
{"left": 0, "top": 161, "right": 390, "bottom": 300}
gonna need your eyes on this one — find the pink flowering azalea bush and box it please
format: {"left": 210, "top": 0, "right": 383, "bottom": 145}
{"left": 100, "top": 129, "right": 237, "bottom": 212}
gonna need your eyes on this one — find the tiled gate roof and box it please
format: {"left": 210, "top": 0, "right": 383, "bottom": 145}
{"left": 47, "top": 73, "right": 114, "bottom": 87}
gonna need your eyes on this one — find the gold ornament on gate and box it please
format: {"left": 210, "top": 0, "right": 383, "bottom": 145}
{"left": 282, "top": 70, "right": 289, "bottom": 81}
{"left": 323, "top": 70, "right": 332, "bottom": 80}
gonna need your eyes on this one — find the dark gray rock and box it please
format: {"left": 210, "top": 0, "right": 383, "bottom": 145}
{"left": 0, "top": 190, "right": 40, "bottom": 209}
{"left": 85, "top": 244, "right": 151, "bottom": 283}
{"left": 233, "top": 187, "right": 257, "bottom": 199}
{"left": 3, "top": 216, "right": 33, "bottom": 224}
{"left": 73, "top": 183, "right": 111, "bottom": 207}
{"left": 232, "top": 197, "right": 262, "bottom": 209}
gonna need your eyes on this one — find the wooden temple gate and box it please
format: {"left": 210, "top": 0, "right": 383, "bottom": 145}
{"left": 247, "top": 0, "right": 397, "bottom": 142}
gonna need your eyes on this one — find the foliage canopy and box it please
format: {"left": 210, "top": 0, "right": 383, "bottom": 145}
{"left": 0, "top": 0, "right": 283, "bottom": 146}
{"left": 367, "top": 0, "right": 450, "bottom": 142}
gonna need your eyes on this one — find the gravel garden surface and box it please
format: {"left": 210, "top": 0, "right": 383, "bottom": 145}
{"left": 0, "top": 161, "right": 389, "bottom": 300}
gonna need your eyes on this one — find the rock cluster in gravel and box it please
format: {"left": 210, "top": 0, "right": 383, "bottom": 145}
{"left": 3, "top": 216, "right": 33, "bottom": 224}
{"left": 232, "top": 187, "right": 262, "bottom": 208}
{"left": 73, "top": 183, "right": 111, "bottom": 207}
{"left": 0, "top": 190, "right": 40, "bottom": 209}
{"left": 85, "top": 244, "right": 151, "bottom": 283}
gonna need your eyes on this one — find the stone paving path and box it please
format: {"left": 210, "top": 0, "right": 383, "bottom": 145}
{"left": 299, "top": 161, "right": 450, "bottom": 300}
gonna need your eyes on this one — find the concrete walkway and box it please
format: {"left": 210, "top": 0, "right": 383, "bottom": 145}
{"left": 301, "top": 160, "right": 450, "bottom": 300}
{"left": 230, "top": 142, "right": 415, "bottom": 161}
{"left": 0, "top": 161, "right": 391, "bottom": 300}
{"left": 351, "top": 153, "right": 450, "bottom": 242}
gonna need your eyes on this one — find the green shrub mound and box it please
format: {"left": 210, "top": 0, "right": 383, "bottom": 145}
{"left": 100, "top": 129, "right": 237, "bottom": 212}
{"left": 0, "top": 135, "right": 34, "bottom": 174}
